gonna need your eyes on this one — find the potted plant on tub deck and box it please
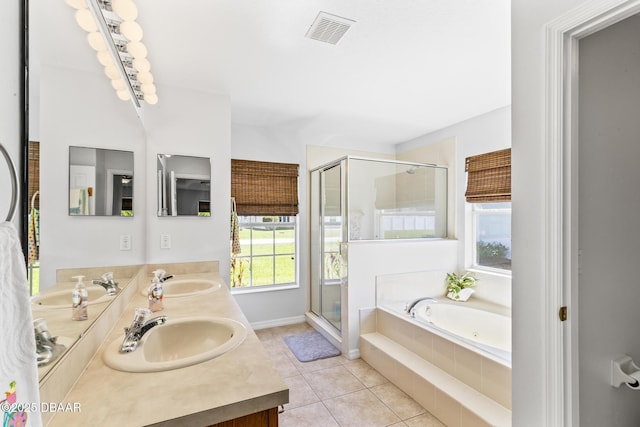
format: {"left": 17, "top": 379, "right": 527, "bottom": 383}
{"left": 445, "top": 271, "right": 477, "bottom": 302}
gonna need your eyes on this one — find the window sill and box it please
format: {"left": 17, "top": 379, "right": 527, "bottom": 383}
{"left": 467, "top": 267, "right": 512, "bottom": 280}
{"left": 230, "top": 283, "right": 300, "bottom": 295}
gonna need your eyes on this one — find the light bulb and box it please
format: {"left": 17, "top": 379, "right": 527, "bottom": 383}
{"left": 75, "top": 9, "right": 97, "bottom": 32}
{"left": 120, "top": 21, "right": 143, "bottom": 42}
{"left": 132, "top": 58, "right": 150, "bottom": 72}
{"left": 87, "top": 32, "right": 107, "bottom": 51}
{"left": 140, "top": 83, "right": 156, "bottom": 95}
{"left": 65, "top": 0, "right": 87, "bottom": 9}
{"left": 111, "top": 0, "right": 138, "bottom": 21}
{"left": 105, "top": 65, "right": 120, "bottom": 80}
{"left": 97, "top": 51, "right": 114, "bottom": 67}
{"left": 116, "top": 90, "right": 130, "bottom": 101}
{"left": 126, "top": 41, "right": 147, "bottom": 59}
{"left": 145, "top": 93, "right": 158, "bottom": 105}
{"left": 137, "top": 71, "right": 154, "bottom": 84}
{"left": 111, "top": 79, "right": 126, "bottom": 91}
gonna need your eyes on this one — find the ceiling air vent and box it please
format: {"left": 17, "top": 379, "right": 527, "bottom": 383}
{"left": 305, "top": 11, "right": 355, "bottom": 45}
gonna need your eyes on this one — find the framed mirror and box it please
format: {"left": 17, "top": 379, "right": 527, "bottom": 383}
{"left": 157, "top": 154, "right": 211, "bottom": 216}
{"left": 68, "top": 147, "right": 134, "bottom": 216}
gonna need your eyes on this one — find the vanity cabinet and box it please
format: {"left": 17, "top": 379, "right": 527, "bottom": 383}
{"left": 210, "top": 407, "right": 279, "bottom": 427}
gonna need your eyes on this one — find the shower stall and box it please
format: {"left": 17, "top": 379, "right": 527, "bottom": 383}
{"left": 309, "top": 156, "right": 448, "bottom": 347}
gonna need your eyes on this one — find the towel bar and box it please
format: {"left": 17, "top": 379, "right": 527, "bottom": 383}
{"left": 0, "top": 142, "right": 19, "bottom": 222}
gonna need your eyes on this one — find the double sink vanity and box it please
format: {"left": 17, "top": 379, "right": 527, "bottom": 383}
{"left": 36, "top": 261, "right": 288, "bottom": 426}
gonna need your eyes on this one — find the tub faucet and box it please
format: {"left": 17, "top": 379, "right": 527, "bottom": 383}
{"left": 92, "top": 272, "right": 119, "bottom": 296}
{"left": 33, "top": 318, "right": 67, "bottom": 367}
{"left": 120, "top": 308, "right": 168, "bottom": 353}
{"left": 405, "top": 297, "right": 438, "bottom": 317}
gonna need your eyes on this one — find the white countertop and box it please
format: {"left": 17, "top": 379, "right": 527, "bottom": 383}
{"left": 48, "top": 272, "right": 288, "bottom": 426}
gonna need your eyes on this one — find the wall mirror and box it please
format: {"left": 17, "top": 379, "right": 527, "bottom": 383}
{"left": 68, "top": 147, "right": 134, "bottom": 216}
{"left": 157, "top": 154, "right": 211, "bottom": 217}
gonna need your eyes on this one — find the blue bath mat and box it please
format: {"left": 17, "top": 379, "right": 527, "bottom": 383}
{"left": 284, "top": 331, "right": 341, "bottom": 362}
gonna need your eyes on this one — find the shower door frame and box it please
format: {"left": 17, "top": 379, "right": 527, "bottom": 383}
{"left": 310, "top": 158, "right": 348, "bottom": 335}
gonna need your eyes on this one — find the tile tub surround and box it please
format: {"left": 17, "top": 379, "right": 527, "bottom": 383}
{"left": 46, "top": 265, "right": 288, "bottom": 426}
{"left": 359, "top": 307, "right": 512, "bottom": 427}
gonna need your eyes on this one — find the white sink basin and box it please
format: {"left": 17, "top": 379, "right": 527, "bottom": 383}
{"left": 102, "top": 316, "right": 247, "bottom": 373}
{"left": 32, "top": 286, "right": 112, "bottom": 310}
{"left": 140, "top": 279, "right": 222, "bottom": 298}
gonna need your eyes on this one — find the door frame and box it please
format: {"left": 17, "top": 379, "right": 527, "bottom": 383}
{"left": 545, "top": 1, "right": 640, "bottom": 425}
{"left": 106, "top": 168, "right": 133, "bottom": 215}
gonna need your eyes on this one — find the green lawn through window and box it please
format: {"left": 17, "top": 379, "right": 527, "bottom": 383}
{"left": 232, "top": 219, "right": 296, "bottom": 287}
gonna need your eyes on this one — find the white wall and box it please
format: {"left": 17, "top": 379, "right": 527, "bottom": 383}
{"left": 39, "top": 66, "right": 146, "bottom": 288}
{"left": 577, "top": 15, "right": 640, "bottom": 426}
{"left": 397, "top": 107, "right": 510, "bottom": 254}
{"left": 229, "top": 124, "right": 309, "bottom": 325}
{"left": 511, "top": 0, "right": 584, "bottom": 425}
{"left": 396, "top": 106, "right": 512, "bottom": 308}
{"left": 0, "top": 0, "right": 21, "bottom": 230}
{"left": 145, "top": 85, "right": 230, "bottom": 275}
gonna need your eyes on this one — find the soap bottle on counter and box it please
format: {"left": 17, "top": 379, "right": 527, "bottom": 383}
{"left": 148, "top": 269, "right": 164, "bottom": 312}
{"left": 71, "top": 275, "right": 88, "bottom": 321}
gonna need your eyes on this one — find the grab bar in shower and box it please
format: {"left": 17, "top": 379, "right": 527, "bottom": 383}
{"left": 0, "top": 142, "right": 20, "bottom": 222}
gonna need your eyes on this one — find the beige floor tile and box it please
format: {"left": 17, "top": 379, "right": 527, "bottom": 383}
{"left": 303, "top": 365, "right": 366, "bottom": 400}
{"left": 323, "top": 389, "right": 401, "bottom": 427}
{"left": 404, "top": 412, "right": 446, "bottom": 427}
{"left": 279, "top": 402, "right": 339, "bottom": 427}
{"left": 343, "top": 358, "right": 389, "bottom": 388}
{"left": 276, "top": 323, "right": 315, "bottom": 337}
{"left": 370, "top": 382, "right": 426, "bottom": 420}
{"left": 283, "top": 375, "right": 320, "bottom": 410}
{"left": 260, "top": 337, "right": 290, "bottom": 357}
{"left": 269, "top": 349, "right": 301, "bottom": 378}
{"left": 259, "top": 324, "right": 451, "bottom": 427}
{"left": 288, "top": 353, "right": 348, "bottom": 374}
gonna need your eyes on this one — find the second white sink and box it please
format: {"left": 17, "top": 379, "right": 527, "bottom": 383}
{"left": 140, "top": 279, "right": 222, "bottom": 298}
{"left": 32, "top": 286, "right": 113, "bottom": 310}
{"left": 102, "top": 316, "right": 247, "bottom": 373}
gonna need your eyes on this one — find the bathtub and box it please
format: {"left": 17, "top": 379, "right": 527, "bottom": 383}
{"left": 383, "top": 298, "right": 512, "bottom": 367}
{"left": 360, "top": 299, "right": 513, "bottom": 424}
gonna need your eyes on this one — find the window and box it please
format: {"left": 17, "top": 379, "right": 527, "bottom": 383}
{"left": 472, "top": 203, "right": 511, "bottom": 271}
{"left": 231, "top": 216, "right": 297, "bottom": 288}
{"left": 230, "top": 159, "right": 299, "bottom": 289}
{"left": 465, "top": 148, "right": 511, "bottom": 273}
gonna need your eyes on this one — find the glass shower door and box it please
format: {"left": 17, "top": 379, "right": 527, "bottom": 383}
{"left": 310, "top": 162, "right": 344, "bottom": 332}
{"left": 320, "top": 164, "right": 343, "bottom": 331}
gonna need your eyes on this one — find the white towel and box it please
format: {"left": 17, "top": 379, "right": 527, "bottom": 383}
{"left": 0, "top": 222, "right": 42, "bottom": 427}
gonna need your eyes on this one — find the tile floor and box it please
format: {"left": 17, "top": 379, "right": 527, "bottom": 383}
{"left": 255, "top": 322, "right": 447, "bottom": 427}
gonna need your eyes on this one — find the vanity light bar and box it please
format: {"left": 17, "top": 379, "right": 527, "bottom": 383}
{"left": 65, "top": 0, "right": 158, "bottom": 109}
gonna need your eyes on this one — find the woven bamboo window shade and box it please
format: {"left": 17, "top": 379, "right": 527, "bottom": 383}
{"left": 465, "top": 148, "right": 511, "bottom": 203}
{"left": 231, "top": 159, "right": 299, "bottom": 216}
{"left": 28, "top": 141, "right": 40, "bottom": 210}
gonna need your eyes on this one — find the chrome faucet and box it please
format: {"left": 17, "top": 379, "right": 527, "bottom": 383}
{"left": 34, "top": 318, "right": 66, "bottom": 367}
{"left": 157, "top": 271, "right": 174, "bottom": 283}
{"left": 92, "top": 272, "right": 120, "bottom": 296}
{"left": 405, "top": 297, "right": 438, "bottom": 317}
{"left": 120, "top": 308, "right": 168, "bottom": 353}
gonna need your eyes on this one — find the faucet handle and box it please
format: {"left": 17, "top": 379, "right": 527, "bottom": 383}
{"left": 102, "top": 272, "right": 118, "bottom": 285}
{"left": 134, "top": 308, "right": 151, "bottom": 323}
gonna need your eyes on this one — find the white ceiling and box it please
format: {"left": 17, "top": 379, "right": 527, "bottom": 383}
{"left": 31, "top": 0, "right": 511, "bottom": 148}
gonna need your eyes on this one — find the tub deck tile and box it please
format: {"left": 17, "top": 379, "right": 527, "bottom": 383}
{"left": 360, "top": 332, "right": 512, "bottom": 427}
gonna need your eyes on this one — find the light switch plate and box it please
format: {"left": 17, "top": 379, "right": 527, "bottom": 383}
{"left": 160, "top": 234, "right": 171, "bottom": 249}
{"left": 120, "top": 235, "right": 131, "bottom": 251}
